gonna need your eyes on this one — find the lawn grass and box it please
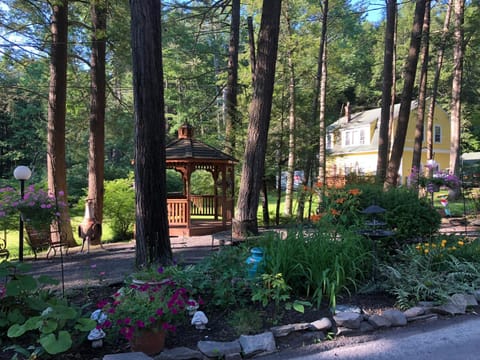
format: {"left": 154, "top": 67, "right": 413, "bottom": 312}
{"left": 3, "top": 216, "right": 116, "bottom": 260}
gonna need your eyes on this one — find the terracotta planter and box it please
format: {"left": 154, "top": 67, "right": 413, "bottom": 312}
{"left": 130, "top": 327, "right": 166, "bottom": 355}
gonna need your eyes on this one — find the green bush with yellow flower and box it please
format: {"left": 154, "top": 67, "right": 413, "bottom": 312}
{"left": 380, "top": 234, "right": 480, "bottom": 309}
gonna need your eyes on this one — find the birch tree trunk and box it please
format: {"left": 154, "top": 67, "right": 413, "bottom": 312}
{"left": 284, "top": 1, "right": 296, "bottom": 217}
{"left": 224, "top": 0, "right": 240, "bottom": 156}
{"left": 426, "top": 0, "right": 452, "bottom": 162}
{"left": 449, "top": 0, "right": 465, "bottom": 177}
{"left": 317, "top": 0, "right": 329, "bottom": 188}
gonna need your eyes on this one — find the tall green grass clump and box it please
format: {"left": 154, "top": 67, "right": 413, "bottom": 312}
{"left": 259, "top": 228, "right": 372, "bottom": 309}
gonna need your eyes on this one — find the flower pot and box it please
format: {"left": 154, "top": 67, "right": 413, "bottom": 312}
{"left": 130, "top": 327, "right": 166, "bottom": 355}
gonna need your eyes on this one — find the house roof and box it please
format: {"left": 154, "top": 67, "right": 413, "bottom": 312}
{"left": 166, "top": 124, "right": 237, "bottom": 163}
{"left": 328, "top": 101, "right": 416, "bottom": 132}
{"left": 327, "top": 101, "right": 427, "bottom": 156}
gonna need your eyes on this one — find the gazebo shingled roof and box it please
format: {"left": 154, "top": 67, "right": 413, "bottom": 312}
{"left": 165, "top": 124, "right": 237, "bottom": 237}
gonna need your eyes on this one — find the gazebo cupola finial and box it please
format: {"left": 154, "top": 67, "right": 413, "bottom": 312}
{"left": 178, "top": 123, "right": 194, "bottom": 139}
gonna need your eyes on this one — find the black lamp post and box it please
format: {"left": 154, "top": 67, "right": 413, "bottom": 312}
{"left": 13, "top": 166, "right": 32, "bottom": 262}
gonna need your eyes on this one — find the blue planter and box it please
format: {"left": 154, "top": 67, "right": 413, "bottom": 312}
{"left": 246, "top": 247, "right": 264, "bottom": 278}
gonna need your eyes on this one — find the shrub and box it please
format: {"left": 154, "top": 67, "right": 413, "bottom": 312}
{"left": 102, "top": 177, "right": 135, "bottom": 241}
{"left": 356, "top": 185, "right": 441, "bottom": 246}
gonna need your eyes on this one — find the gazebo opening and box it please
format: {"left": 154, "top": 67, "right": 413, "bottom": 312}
{"left": 166, "top": 124, "right": 237, "bottom": 237}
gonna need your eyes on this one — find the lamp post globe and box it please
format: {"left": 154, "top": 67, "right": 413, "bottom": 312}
{"left": 13, "top": 165, "right": 32, "bottom": 181}
{"left": 13, "top": 165, "right": 31, "bottom": 261}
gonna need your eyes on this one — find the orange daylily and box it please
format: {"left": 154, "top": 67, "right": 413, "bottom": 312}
{"left": 348, "top": 188, "right": 361, "bottom": 196}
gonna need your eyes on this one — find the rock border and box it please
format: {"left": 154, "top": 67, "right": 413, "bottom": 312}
{"left": 104, "top": 292, "right": 479, "bottom": 360}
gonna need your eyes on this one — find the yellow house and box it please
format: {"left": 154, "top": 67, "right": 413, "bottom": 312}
{"left": 326, "top": 100, "right": 450, "bottom": 183}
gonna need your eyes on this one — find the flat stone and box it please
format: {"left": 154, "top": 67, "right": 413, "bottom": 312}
{"left": 104, "top": 353, "right": 152, "bottom": 360}
{"left": 367, "top": 314, "right": 392, "bottom": 329}
{"left": 155, "top": 347, "right": 203, "bottom": 360}
{"left": 270, "top": 323, "right": 309, "bottom": 337}
{"left": 404, "top": 306, "right": 425, "bottom": 318}
{"left": 336, "top": 326, "right": 361, "bottom": 336}
{"left": 239, "top": 331, "right": 276, "bottom": 356}
{"left": 309, "top": 317, "right": 332, "bottom": 331}
{"left": 334, "top": 312, "right": 363, "bottom": 329}
{"left": 225, "top": 353, "right": 243, "bottom": 360}
{"left": 431, "top": 302, "right": 465, "bottom": 316}
{"left": 460, "top": 293, "right": 478, "bottom": 307}
{"left": 407, "top": 313, "right": 439, "bottom": 322}
{"left": 359, "top": 320, "right": 375, "bottom": 332}
{"left": 418, "top": 301, "right": 436, "bottom": 309}
{"left": 335, "top": 304, "right": 362, "bottom": 314}
{"left": 473, "top": 289, "right": 480, "bottom": 301}
{"left": 382, "top": 309, "right": 407, "bottom": 326}
{"left": 197, "top": 340, "right": 241, "bottom": 358}
{"left": 450, "top": 293, "right": 468, "bottom": 310}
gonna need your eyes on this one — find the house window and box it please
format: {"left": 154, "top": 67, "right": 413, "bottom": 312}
{"left": 359, "top": 129, "right": 365, "bottom": 145}
{"left": 345, "top": 131, "right": 351, "bottom": 146}
{"left": 342, "top": 128, "right": 368, "bottom": 147}
{"left": 326, "top": 133, "right": 333, "bottom": 149}
{"left": 434, "top": 125, "right": 441, "bottom": 143}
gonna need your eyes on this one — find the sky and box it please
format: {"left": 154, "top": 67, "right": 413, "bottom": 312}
{"left": 360, "top": 0, "right": 386, "bottom": 23}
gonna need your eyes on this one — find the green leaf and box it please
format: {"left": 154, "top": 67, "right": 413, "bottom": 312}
{"left": 37, "top": 275, "right": 59, "bottom": 285}
{"left": 6, "top": 276, "right": 37, "bottom": 296}
{"left": 24, "top": 316, "right": 42, "bottom": 331}
{"left": 39, "top": 331, "right": 72, "bottom": 354}
{"left": 39, "top": 319, "right": 58, "bottom": 334}
{"left": 50, "top": 305, "right": 77, "bottom": 320}
{"left": 7, "top": 308, "right": 25, "bottom": 324}
{"left": 75, "top": 318, "right": 96, "bottom": 332}
{"left": 7, "top": 323, "right": 27, "bottom": 338}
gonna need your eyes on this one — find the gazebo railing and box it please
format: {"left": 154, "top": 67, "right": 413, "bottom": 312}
{"left": 190, "top": 195, "right": 216, "bottom": 216}
{"left": 167, "top": 199, "right": 188, "bottom": 225}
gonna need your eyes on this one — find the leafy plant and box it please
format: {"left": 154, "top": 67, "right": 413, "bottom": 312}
{"left": 190, "top": 246, "right": 253, "bottom": 309}
{"left": 0, "top": 260, "right": 96, "bottom": 357}
{"left": 259, "top": 228, "right": 372, "bottom": 309}
{"left": 99, "top": 277, "right": 196, "bottom": 342}
{"left": 228, "top": 308, "right": 263, "bottom": 336}
{"left": 356, "top": 184, "right": 441, "bottom": 245}
{"left": 379, "top": 239, "right": 480, "bottom": 309}
{"left": 102, "top": 177, "right": 135, "bottom": 241}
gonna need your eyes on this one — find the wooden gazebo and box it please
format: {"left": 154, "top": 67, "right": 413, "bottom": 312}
{"left": 166, "top": 124, "right": 238, "bottom": 237}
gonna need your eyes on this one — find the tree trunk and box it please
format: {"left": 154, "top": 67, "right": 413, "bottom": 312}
{"left": 284, "top": 2, "right": 296, "bottom": 217}
{"left": 130, "top": 0, "right": 172, "bottom": 267}
{"left": 224, "top": 0, "right": 240, "bottom": 156}
{"left": 426, "top": 0, "right": 452, "bottom": 162}
{"left": 317, "top": 0, "right": 329, "bottom": 188}
{"left": 377, "top": 0, "right": 396, "bottom": 183}
{"left": 411, "top": 0, "right": 431, "bottom": 175}
{"left": 385, "top": 0, "right": 426, "bottom": 188}
{"left": 47, "top": 0, "right": 76, "bottom": 247}
{"left": 235, "top": 0, "right": 282, "bottom": 237}
{"left": 87, "top": 0, "right": 107, "bottom": 245}
{"left": 449, "top": 0, "right": 464, "bottom": 177}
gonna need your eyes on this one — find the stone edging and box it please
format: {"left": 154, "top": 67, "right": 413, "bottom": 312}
{"left": 105, "top": 291, "right": 480, "bottom": 360}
